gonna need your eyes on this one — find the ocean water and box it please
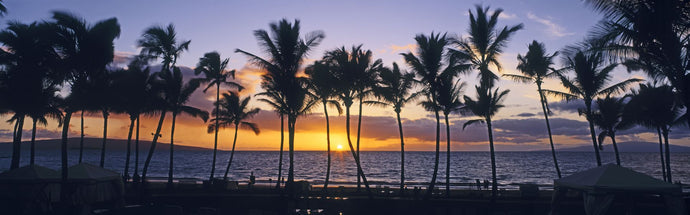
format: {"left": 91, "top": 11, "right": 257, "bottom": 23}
{"left": 1, "top": 149, "right": 688, "bottom": 188}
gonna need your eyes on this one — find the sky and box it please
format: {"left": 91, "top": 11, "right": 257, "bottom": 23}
{"left": 2, "top": 0, "right": 688, "bottom": 151}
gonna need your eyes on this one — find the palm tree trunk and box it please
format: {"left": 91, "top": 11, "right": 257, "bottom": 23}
{"left": 323, "top": 102, "right": 332, "bottom": 191}
{"left": 487, "top": 117, "right": 498, "bottom": 199}
{"left": 30, "top": 118, "right": 37, "bottom": 165}
{"left": 60, "top": 111, "right": 72, "bottom": 202}
{"left": 396, "top": 111, "right": 405, "bottom": 194}
{"left": 223, "top": 123, "right": 240, "bottom": 180}
{"left": 344, "top": 106, "right": 373, "bottom": 198}
{"left": 356, "top": 96, "right": 364, "bottom": 190}
{"left": 211, "top": 83, "right": 220, "bottom": 180}
{"left": 79, "top": 110, "right": 84, "bottom": 163}
{"left": 168, "top": 112, "right": 178, "bottom": 188}
{"left": 134, "top": 116, "right": 140, "bottom": 179}
{"left": 538, "top": 84, "right": 561, "bottom": 178}
{"left": 100, "top": 110, "right": 108, "bottom": 167}
{"left": 10, "top": 115, "right": 24, "bottom": 170}
{"left": 444, "top": 113, "right": 451, "bottom": 198}
{"left": 662, "top": 127, "right": 672, "bottom": 182}
{"left": 657, "top": 127, "right": 667, "bottom": 181}
{"left": 611, "top": 134, "right": 621, "bottom": 166}
{"left": 276, "top": 114, "right": 284, "bottom": 189}
{"left": 124, "top": 116, "right": 135, "bottom": 179}
{"left": 287, "top": 116, "right": 296, "bottom": 193}
{"left": 142, "top": 110, "right": 167, "bottom": 181}
{"left": 586, "top": 104, "right": 602, "bottom": 166}
{"left": 425, "top": 106, "right": 441, "bottom": 199}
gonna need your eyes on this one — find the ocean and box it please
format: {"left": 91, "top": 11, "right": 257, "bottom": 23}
{"left": 1, "top": 149, "right": 688, "bottom": 188}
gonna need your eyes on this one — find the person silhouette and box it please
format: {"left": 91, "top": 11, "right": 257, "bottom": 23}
{"left": 249, "top": 172, "right": 256, "bottom": 188}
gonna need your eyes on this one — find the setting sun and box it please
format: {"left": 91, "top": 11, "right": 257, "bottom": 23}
{"left": 336, "top": 144, "right": 343, "bottom": 150}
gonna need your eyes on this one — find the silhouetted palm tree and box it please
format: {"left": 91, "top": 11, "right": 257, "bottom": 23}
{"left": 208, "top": 92, "right": 260, "bottom": 180}
{"left": 51, "top": 11, "right": 120, "bottom": 164}
{"left": 462, "top": 85, "right": 510, "bottom": 199}
{"left": 194, "top": 51, "right": 243, "bottom": 181}
{"left": 0, "top": 0, "right": 7, "bottom": 17}
{"left": 235, "top": 19, "right": 323, "bottom": 193}
{"left": 160, "top": 67, "right": 209, "bottom": 188}
{"left": 503, "top": 40, "right": 562, "bottom": 178}
{"left": 435, "top": 76, "right": 465, "bottom": 197}
{"left": 402, "top": 33, "right": 467, "bottom": 199}
{"left": 585, "top": 0, "right": 690, "bottom": 124}
{"left": 592, "top": 96, "right": 630, "bottom": 166}
{"left": 375, "top": 62, "right": 421, "bottom": 193}
{"left": 623, "top": 84, "right": 683, "bottom": 182}
{"left": 324, "top": 45, "right": 377, "bottom": 197}
{"left": 28, "top": 85, "right": 62, "bottom": 165}
{"left": 90, "top": 70, "right": 114, "bottom": 167}
{"left": 139, "top": 23, "right": 190, "bottom": 182}
{"left": 305, "top": 60, "right": 342, "bottom": 191}
{"left": 451, "top": 5, "right": 523, "bottom": 88}
{"left": 256, "top": 89, "right": 288, "bottom": 189}
{"left": 543, "top": 49, "right": 641, "bottom": 166}
{"left": 352, "top": 53, "right": 382, "bottom": 189}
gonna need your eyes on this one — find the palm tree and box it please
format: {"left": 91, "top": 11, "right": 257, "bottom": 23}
{"left": 305, "top": 60, "right": 341, "bottom": 192}
{"left": 435, "top": 76, "right": 465, "bottom": 197}
{"left": 27, "top": 85, "right": 63, "bottom": 165}
{"left": 462, "top": 85, "right": 510, "bottom": 199}
{"left": 208, "top": 92, "right": 259, "bottom": 180}
{"left": 51, "top": 11, "right": 120, "bottom": 164}
{"left": 623, "top": 84, "right": 683, "bottom": 182}
{"left": 584, "top": 0, "right": 690, "bottom": 122}
{"left": 503, "top": 40, "right": 562, "bottom": 178}
{"left": 402, "top": 33, "right": 467, "bottom": 199}
{"left": 235, "top": 19, "right": 323, "bottom": 193}
{"left": 450, "top": 5, "right": 523, "bottom": 89}
{"left": 543, "top": 49, "right": 641, "bottom": 166}
{"left": 194, "top": 51, "right": 243, "bottom": 181}
{"left": 375, "top": 62, "right": 421, "bottom": 193}
{"left": 160, "top": 67, "right": 209, "bottom": 188}
{"left": 353, "top": 54, "right": 382, "bottom": 190}
{"left": 324, "top": 45, "right": 378, "bottom": 197}
{"left": 91, "top": 70, "right": 114, "bottom": 167}
{"left": 138, "top": 23, "right": 190, "bottom": 182}
{"left": 591, "top": 96, "right": 630, "bottom": 166}
{"left": 256, "top": 89, "right": 288, "bottom": 189}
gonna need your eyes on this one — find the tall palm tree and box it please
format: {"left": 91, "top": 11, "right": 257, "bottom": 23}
{"left": 305, "top": 60, "right": 342, "bottom": 191}
{"left": 352, "top": 54, "right": 382, "bottom": 189}
{"left": 235, "top": 19, "right": 323, "bottom": 193}
{"left": 194, "top": 51, "right": 243, "bottom": 181}
{"left": 585, "top": 0, "right": 690, "bottom": 123}
{"left": 208, "top": 92, "right": 260, "bottom": 180}
{"left": 91, "top": 70, "right": 114, "bottom": 167}
{"left": 256, "top": 89, "right": 288, "bottom": 189}
{"left": 402, "top": 33, "right": 467, "bottom": 199}
{"left": 324, "top": 45, "right": 378, "bottom": 197}
{"left": 0, "top": 21, "right": 62, "bottom": 170}
{"left": 160, "top": 67, "right": 209, "bottom": 188}
{"left": 623, "top": 84, "right": 683, "bottom": 182}
{"left": 139, "top": 23, "right": 190, "bottom": 182}
{"left": 543, "top": 50, "right": 641, "bottom": 166}
{"left": 435, "top": 76, "right": 465, "bottom": 197}
{"left": 591, "top": 96, "right": 630, "bottom": 166}
{"left": 27, "top": 85, "right": 63, "bottom": 165}
{"left": 51, "top": 11, "right": 120, "bottom": 164}
{"left": 503, "top": 40, "right": 562, "bottom": 178}
{"left": 462, "top": 85, "right": 510, "bottom": 199}
{"left": 375, "top": 62, "right": 421, "bottom": 193}
{"left": 451, "top": 5, "right": 523, "bottom": 89}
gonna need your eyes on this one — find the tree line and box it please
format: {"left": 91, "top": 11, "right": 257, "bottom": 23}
{"left": 1, "top": 1, "right": 688, "bottom": 200}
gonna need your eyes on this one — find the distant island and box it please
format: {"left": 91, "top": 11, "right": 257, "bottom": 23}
{"left": 547, "top": 141, "right": 690, "bottom": 153}
{"left": 0, "top": 138, "right": 211, "bottom": 152}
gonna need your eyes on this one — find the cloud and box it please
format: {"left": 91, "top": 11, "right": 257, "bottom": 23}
{"left": 526, "top": 12, "right": 574, "bottom": 37}
{"left": 514, "top": 112, "right": 536, "bottom": 117}
{"left": 548, "top": 100, "right": 584, "bottom": 114}
{"left": 389, "top": 44, "right": 417, "bottom": 54}
{"left": 499, "top": 12, "right": 517, "bottom": 20}
{"left": 112, "top": 51, "right": 136, "bottom": 66}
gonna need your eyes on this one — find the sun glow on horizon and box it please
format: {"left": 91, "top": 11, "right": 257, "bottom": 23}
{"left": 336, "top": 144, "right": 343, "bottom": 150}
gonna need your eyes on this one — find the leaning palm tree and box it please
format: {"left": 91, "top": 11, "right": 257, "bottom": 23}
{"left": 235, "top": 19, "right": 324, "bottom": 194}
{"left": 591, "top": 95, "right": 630, "bottom": 166}
{"left": 435, "top": 76, "right": 465, "bottom": 197}
{"left": 194, "top": 51, "right": 243, "bottom": 181}
{"left": 139, "top": 23, "right": 190, "bottom": 182}
{"left": 543, "top": 49, "right": 641, "bottom": 166}
{"left": 451, "top": 5, "right": 523, "bottom": 89}
{"left": 324, "top": 45, "right": 378, "bottom": 197}
{"left": 161, "top": 67, "right": 209, "bottom": 188}
{"left": 462, "top": 85, "right": 510, "bottom": 199}
{"left": 208, "top": 92, "right": 260, "bottom": 180}
{"left": 256, "top": 89, "right": 288, "bottom": 189}
{"left": 502, "top": 40, "right": 562, "bottom": 178}
{"left": 352, "top": 54, "right": 382, "bottom": 190}
{"left": 375, "top": 62, "right": 421, "bottom": 193}
{"left": 623, "top": 84, "right": 683, "bottom": 182}
{"left": 305, "top": 60, "right": 342, "bottom": 192}
{"left": 402, "top": 32, "right": 467, "bottom": 199}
